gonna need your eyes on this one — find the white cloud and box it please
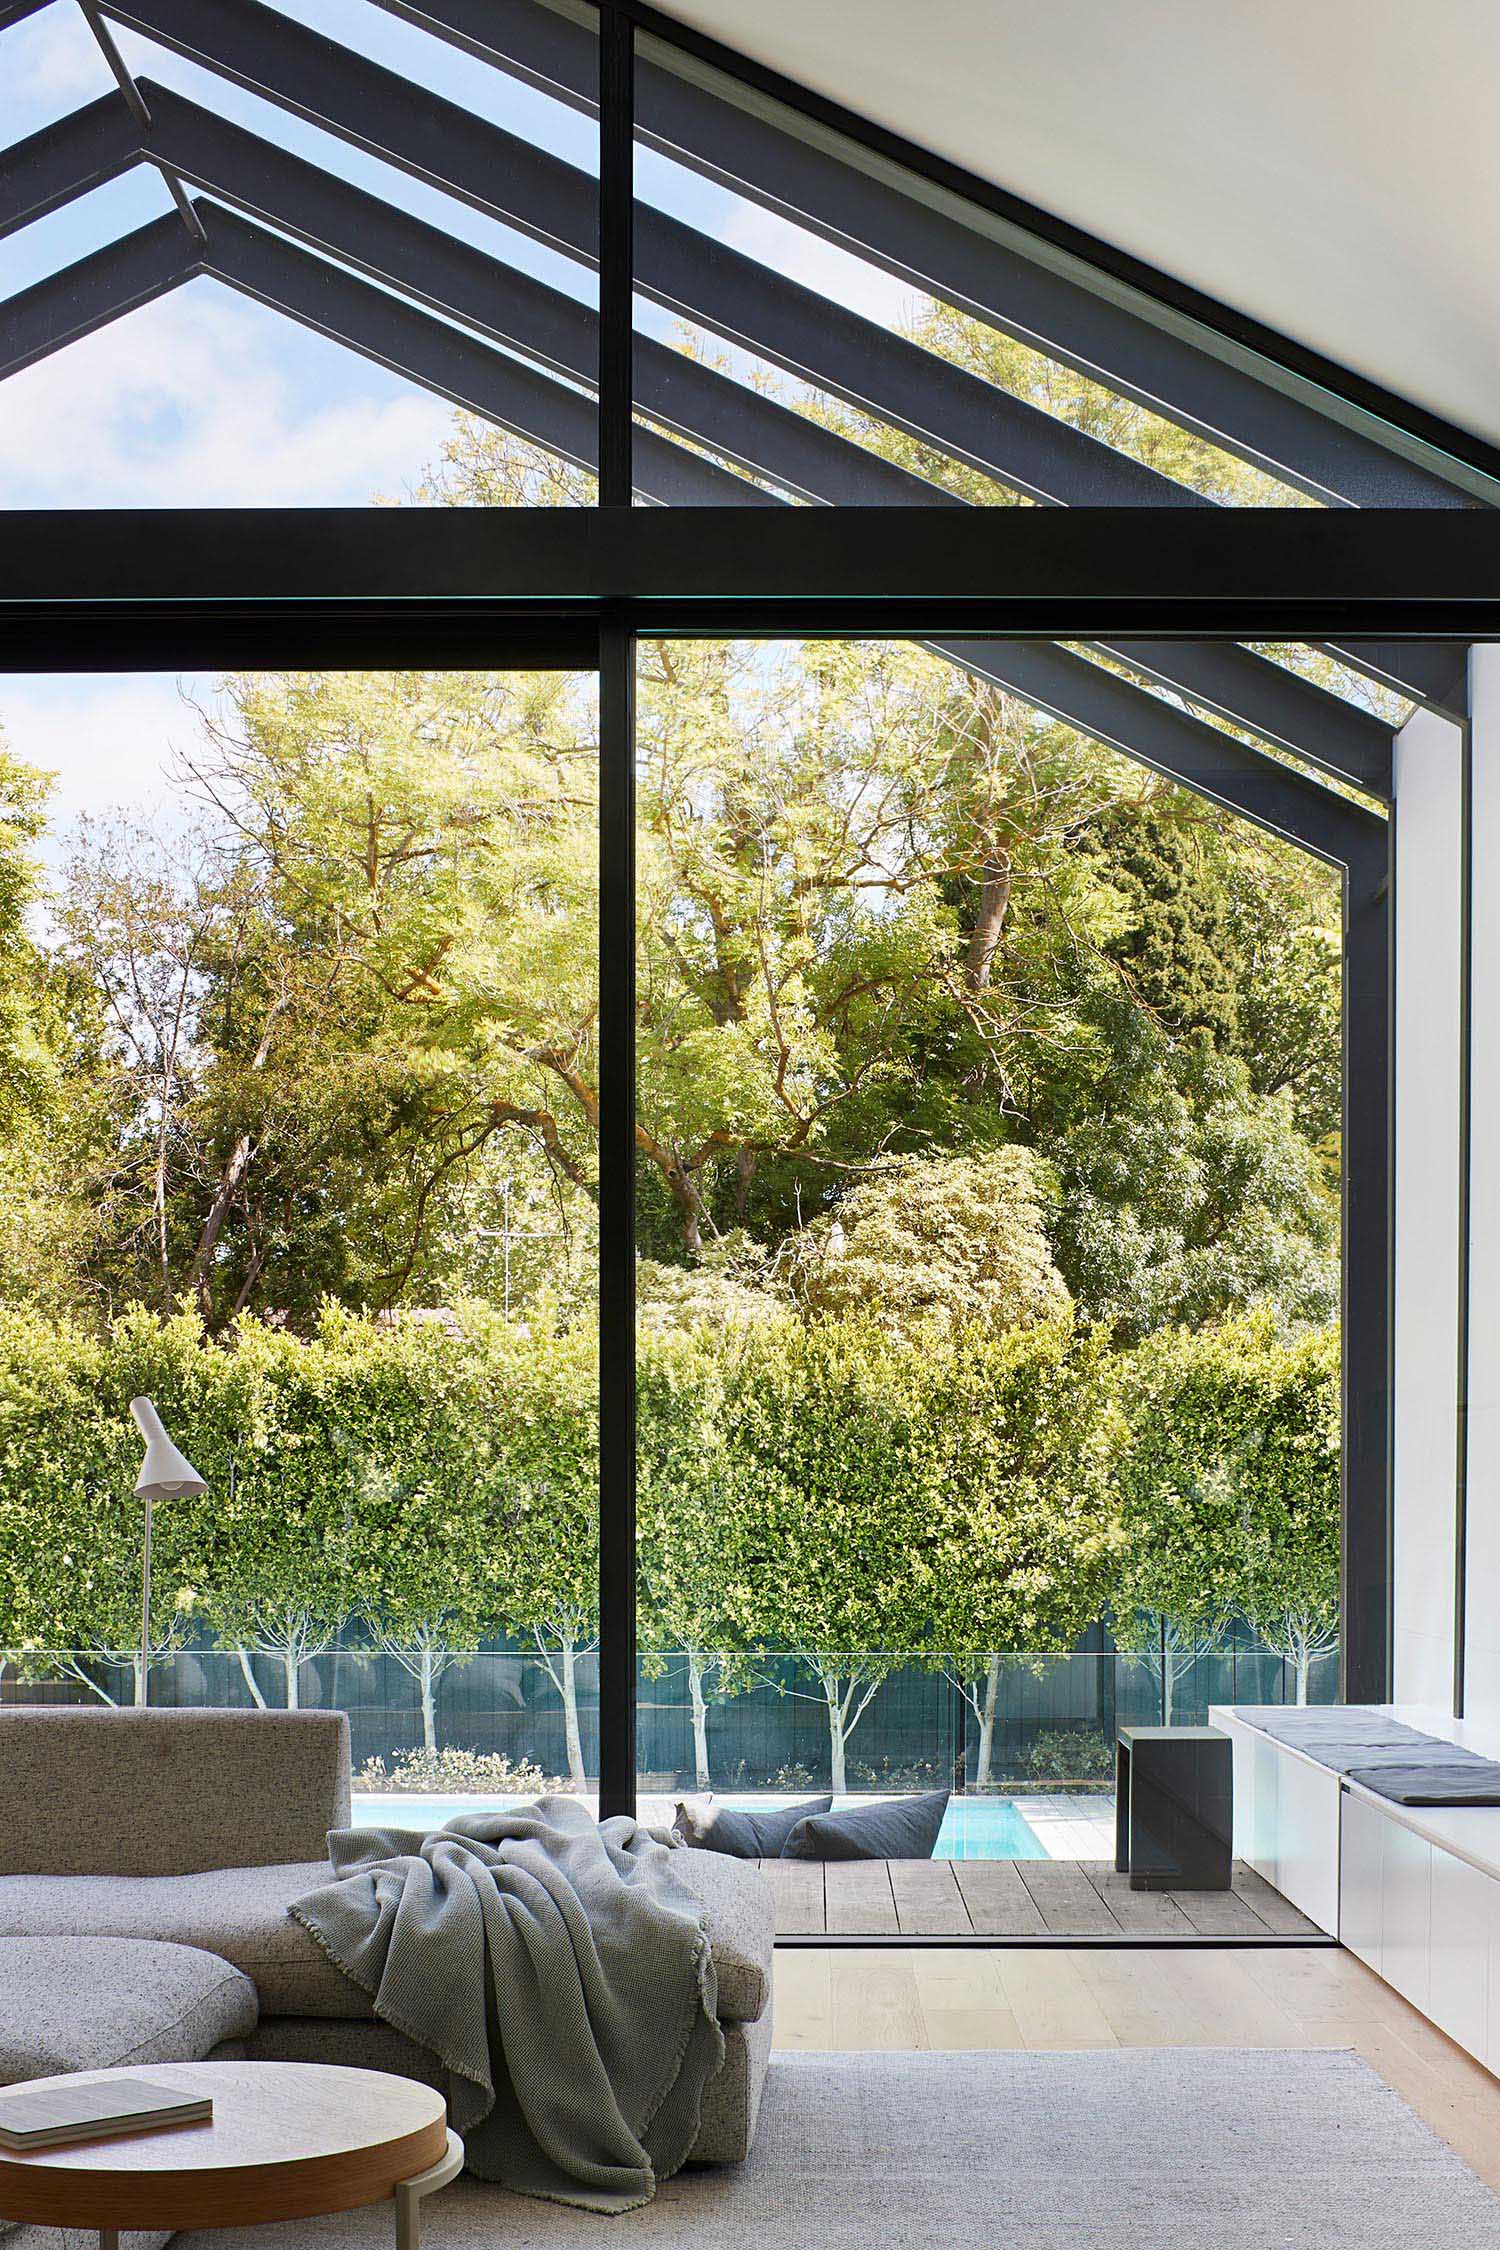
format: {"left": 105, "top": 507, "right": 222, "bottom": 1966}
{"left": 0, "top": 282, "right": 455, "bottom": 507}
{"left": 0, "top": 674, "right": 216, "bottom": 852}
{"left": 1, "top": 6, "right": 111, "bottom": 115}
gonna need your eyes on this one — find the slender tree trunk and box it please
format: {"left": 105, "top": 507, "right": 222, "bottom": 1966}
{"left": 285, "top": 1652, "right": 301, "bottom": 1711}
{"left": 688, "top": 1650, "right": 711, "bottom": 1791}
{"left": 825, "top": 1678, "right": 848, "bottom": 1794}
{"left": 419, "top": 1647, "right": 437, "bottom": 1752}
{"left": 133, "top": 1653, "right": 147, "bottom": 1708}
{"left": 235, "top": 1646, "right": 268, "bottom": 1709}
{"left": 561, "top": 1639, "right": 587, "bottom": 1789}
{"left": 974, "top": 1654, "right": 1002, "bottom": 1789}
{"left": 1296, "top": 1650, "right": 1310, "bottom": 1705}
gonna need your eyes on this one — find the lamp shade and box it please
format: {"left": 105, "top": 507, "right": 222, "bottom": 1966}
{"left": 130, "top": 1396, "right": 208, "bottom": 1499}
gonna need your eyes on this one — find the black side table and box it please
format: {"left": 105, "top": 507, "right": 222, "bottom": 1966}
{"left": 1116, "top": 1725, "right": 1232, "bottom": 1891}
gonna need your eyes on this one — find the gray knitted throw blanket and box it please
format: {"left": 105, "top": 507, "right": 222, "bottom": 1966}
{"left": 291, "top": 1797, "right": 723, "bottom": 2213}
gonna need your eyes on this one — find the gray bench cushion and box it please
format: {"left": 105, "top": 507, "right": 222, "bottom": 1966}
{"left": 0, "top": 1867, "right": 362, "bottom": 2019}
{"left": 0, "top": 1937, "right": 257, "bottom": 2085}
{"left": 0, "top": 1847, "right": 773, "bottom": 2028}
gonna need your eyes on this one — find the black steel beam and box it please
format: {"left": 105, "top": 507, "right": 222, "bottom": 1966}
{"left": 131, "top": 91, "right": 941, "bottom": 508}
{"left": 383, "top": 0, "right": 1482, "bottom": 513}
{"left": 0, "top": 211, "right": 198, "bottom": 379}
{"left": 596, "top": 609, "right": 636, "bottom": 1820}
{"left": 0, "top": 508, "right": 1495, "bottom": 632}
{"left": 194, "top": 205, "right": 763, "bottom": 508}
{"left": 1334, "top": 638, "right": 1470, "bottom": 722}
{"left": 99, "top": 1, "right": 1215, "bottom": 513}
{"left": 0, "top": 85, "right": 1407, "bottom": 778}
{"left": 0, "top": 0, "right": 51, "bottom": 25}
{"left": 1095, "top": 640, "right": 1392, "bottom": 800}
{"left": 936, "top": 639, "right": 1381, "bottom": 863}
{"left": 1342, "top": 815, "right": 1394, "bottom": 1700}
{"left": 0, "top": 92, "right": 139, "bottom": 240}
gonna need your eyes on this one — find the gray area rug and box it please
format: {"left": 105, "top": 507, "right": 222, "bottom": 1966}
{"left": 174, "top": 2048, "right": 1500, "bottom": 2247}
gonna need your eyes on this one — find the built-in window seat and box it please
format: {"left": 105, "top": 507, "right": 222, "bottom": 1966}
{"left": 1212, "top": 1703, "right": 1500, "bottom": 2075}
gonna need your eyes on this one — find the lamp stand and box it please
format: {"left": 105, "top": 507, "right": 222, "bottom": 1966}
{"left": 138, "top": 1493, "right": 153, "bottom": 1709}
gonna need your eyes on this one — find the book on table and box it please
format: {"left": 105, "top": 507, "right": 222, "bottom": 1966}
{"left": 0, "top": 2078, "right": 213, "bottom": 2151}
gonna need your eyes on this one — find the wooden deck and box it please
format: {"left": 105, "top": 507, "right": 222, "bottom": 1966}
{"left": 755, "top": 1856, "right": 1324, "bottom": 1939}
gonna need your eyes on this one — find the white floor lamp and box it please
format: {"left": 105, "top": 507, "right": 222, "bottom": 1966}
{"left": 130, "top": 1396, "right": 207, "bottom": 1709}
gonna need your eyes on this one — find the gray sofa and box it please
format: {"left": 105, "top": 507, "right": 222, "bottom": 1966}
{"left": 0, "top": 1707, "right": 774, "bottom": 2184}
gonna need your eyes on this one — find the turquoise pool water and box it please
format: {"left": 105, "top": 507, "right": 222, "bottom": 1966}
{"left": 352, "top": 1791, "right": 1048, "bottom": 1859}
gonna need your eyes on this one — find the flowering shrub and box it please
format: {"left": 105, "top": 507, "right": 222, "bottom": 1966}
{"left": 355, "top": 1745, "right": 566, "bottom": 1795}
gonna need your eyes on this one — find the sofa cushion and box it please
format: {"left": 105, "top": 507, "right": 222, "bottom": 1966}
{"left": 783, "top": 1788, "right": 951, "bottom": 1861}
{"left": 0, "top": 1937, "right": 257, "bottom": 2086}
{"left": 0, "top": 1849, "right": 774, "bottom": 2029}
{"left": 0, "top": 1867, "right": 364, "bottom": 2020}
{"left": 0, "top": 1710, "right": 351, "bottom": 1877}
{"left": 668, "top": 1848, "right": 774, "bottom": 2024}
{"left": 673, "top": 1794, "right": 833, "bottom": 1859}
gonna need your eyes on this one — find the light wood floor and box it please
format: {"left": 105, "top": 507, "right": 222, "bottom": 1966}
{"left": 773, "top": 1944, "right": 1500, "bottom": 2191}
{"left": 757, "top": 1855, "right": 1320, "bottom": 1937}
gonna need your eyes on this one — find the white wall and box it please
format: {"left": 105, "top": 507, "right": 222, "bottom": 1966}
{"left": 1392, "top": 700, "right": 1464, "bottom": 1707}
{"left": 1464, "top": 648, "right": 1500, "bottom": 1722}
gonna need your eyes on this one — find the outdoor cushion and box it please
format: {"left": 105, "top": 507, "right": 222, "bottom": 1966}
{"left": 0, "top": 1936, "right": 257, "bottom": 2085}
{"left": 0, "top": 1709, "right": 350, "bottom": 1877}
{"left": 0, "top": 1865, "right": 364, "bottom": 2019}
{"left": 673, "top": 1793, "right": 833, "bottom": 1858}
{"left": 783, "top": 1789, "right": 951, "bottom": 1861}
{"left": 1347, "top": 1760, "right": 1500, "bottom": 1805}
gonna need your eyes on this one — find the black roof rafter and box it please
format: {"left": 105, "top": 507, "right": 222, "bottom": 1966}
{"left": 0, "top": 81, "right": 1398, "bottom": 788}
{"left": 0, "top": 0, "right": 1463, "bottom": 760}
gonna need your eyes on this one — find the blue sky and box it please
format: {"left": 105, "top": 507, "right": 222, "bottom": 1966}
{"left": 0, "top": 0, "right": 914, "bottom": 840}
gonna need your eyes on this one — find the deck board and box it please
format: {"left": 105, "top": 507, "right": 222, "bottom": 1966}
{"left": 824, "top": 1857, "right": 899, "bottom": 1933}
{"left": 761, "top": 1856, "right": 1323, "bottom": 1939}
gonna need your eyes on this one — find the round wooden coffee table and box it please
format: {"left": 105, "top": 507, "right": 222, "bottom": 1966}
{"left": 0, "top": 2062, "right": 463, "bottom": 2250}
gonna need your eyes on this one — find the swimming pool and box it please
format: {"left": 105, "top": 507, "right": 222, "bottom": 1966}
{"left": 352, "top": 1791, "right": 1050, "bottom": 1859}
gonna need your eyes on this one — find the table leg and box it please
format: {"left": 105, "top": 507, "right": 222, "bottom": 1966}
{"left": 395, "top": 2128, "right": 464, "bottom": 2250}
{"left": 100, "top": 2230, "right": 119, "bottom": 2250}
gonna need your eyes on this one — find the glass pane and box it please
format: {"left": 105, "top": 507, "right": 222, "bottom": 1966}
{"left": 0, "top": 0, "right": 597, "bottom": 507}
{"left": 634, "top": 637, "right": 1349, "bottom": 1930}
{"left": 0, "top": 658, "right": 600, "bottom": 1808}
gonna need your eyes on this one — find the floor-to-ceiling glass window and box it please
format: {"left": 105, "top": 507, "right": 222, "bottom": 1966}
{"left": 0, "top": 659, "right": 600, "bottom": 1797}
{"left": 632, "top": 635, "right": 1377, "bottom": 1936}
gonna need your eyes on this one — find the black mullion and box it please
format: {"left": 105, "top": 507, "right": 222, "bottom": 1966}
{"left": 597, "top": 4, "right": 633, "bottom": 508}
{"left": 1455, "top": 706, "right": 1474, "bottom": 1717}
{"left": 596, "top": 609, "right": 637, "bottom": 1819}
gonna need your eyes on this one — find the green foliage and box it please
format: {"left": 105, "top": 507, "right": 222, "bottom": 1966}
{"left": 788, "top": 1147, "right": 1070, "bottom": 1337}
{"left": 1114, "top": 1311, "right": 1340, "bottom": 1693}
{"left": 1023, "top": 1729, "right": 1115, "bottom": 1785}
{"left": 354, "top": 1746, "right": 563, "bottom": 1795}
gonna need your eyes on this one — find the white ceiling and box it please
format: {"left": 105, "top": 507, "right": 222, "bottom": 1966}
{"left": 655, "top": 0, "right": 1500, "bottom": 453}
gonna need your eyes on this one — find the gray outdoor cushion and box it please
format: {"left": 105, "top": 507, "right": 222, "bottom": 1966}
{"left": 0, "top": 1709, "right": 350, "bottom": 1876}
{"left": 0, "top": 1936, "right": 257, "bottom": 2085}
{"left": 0, "top": 1865, "right": 364, "bottom": 2018}
{"left": 1348, "top": 1761, "right": 1500, "bottom": 1805}
{"left": 673, "top": 1794, "right": 833, "bottom": 1859}
{"left": 783, "top": 1789, "right": 951, "bottom": 1861}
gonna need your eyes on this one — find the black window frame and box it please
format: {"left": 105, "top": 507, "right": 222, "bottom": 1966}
{"left": 5, "top": 0, "right": 1498, "bottom": 1818}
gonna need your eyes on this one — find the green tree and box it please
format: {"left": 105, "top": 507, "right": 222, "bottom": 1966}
{"left": 925, "top": 1321, "right": 1127, "bottom": 1785}
{"left": 788, "top": 1146, "right": 1069, "bottom": 1336}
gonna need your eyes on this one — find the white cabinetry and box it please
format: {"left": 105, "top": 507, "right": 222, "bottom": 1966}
{"left": 1338, "top": 1788, "right": 1385, "bottom": 1973}
{"left": 1214, "top": 1709, "right": 1340, "bottom": 1933}
{"left": 1340, "top": 1784, "right": 1500, "bottom": 2073}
